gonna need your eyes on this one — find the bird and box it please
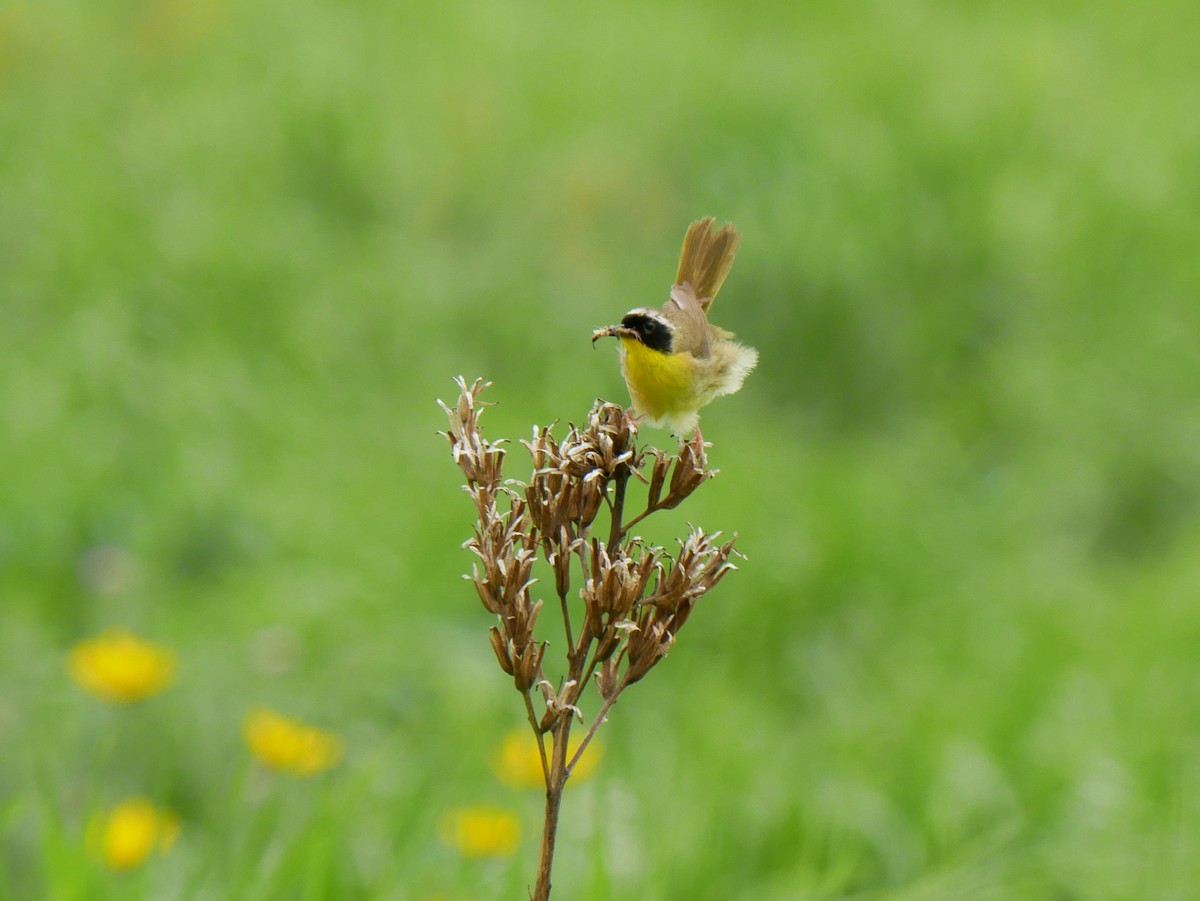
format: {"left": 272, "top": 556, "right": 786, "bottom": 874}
{"left": 592, "top": 217, "right": 758, "bottom": 437}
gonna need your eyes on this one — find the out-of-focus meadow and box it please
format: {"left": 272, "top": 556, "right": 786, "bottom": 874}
{"left": 3, "top": 0, "right": 1199, "bottom": 898}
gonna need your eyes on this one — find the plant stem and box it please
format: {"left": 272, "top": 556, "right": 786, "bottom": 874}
{"left": 533, "top": 464, "right": 631, "bottom": 899}
{"left": 532, "top": 716, "right": 573, "bottom": 901}
{"left": 557, "top": 586, "right": 574, "bottom": 651}
{"left": 607, "top": 464, "right": 630, "bottom": 554}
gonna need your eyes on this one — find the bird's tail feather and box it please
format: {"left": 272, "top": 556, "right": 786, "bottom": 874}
{"left": 675, "top": 217, "right": 741, "bottom": 311}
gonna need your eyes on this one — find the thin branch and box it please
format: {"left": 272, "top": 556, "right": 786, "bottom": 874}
{"left": 557, "top": 586, "right": 574, "bottom": 652}
{"left": 566, "top": 670, "right": 632, "bottom": 777}
{"left": 573, "top": 656, "right": 599, "bottom": 701}
{"left": 606, "top": 465, "right": 630, "bottom": 554}
{"left": 572, "top": 634, "right": 614, "bottom": 704}
{"left": 523, "top": 690, "right": 551, "bottom": 782}
{"left": 618, "top": 502, "right": 659, "bottom": 540}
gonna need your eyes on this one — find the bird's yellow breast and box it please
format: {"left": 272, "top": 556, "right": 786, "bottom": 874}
{"left": 618, "top": 337, "right": 697, "bottom": 421}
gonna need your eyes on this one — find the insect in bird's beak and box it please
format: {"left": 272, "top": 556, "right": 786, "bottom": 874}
{"left": 591, "top": 325, "right": 640, "bottom": 345}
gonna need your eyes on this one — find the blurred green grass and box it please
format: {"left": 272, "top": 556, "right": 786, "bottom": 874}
{"left": 2, "top": 0, "right": 1199, "bottom": 897}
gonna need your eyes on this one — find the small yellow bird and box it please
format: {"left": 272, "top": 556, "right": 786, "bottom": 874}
{"left": 592, "top": 217, "right": 758, "bottom": 436}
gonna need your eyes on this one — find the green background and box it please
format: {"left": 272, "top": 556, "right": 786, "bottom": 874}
{"left": 2, "top": 0, "right": 1199, "bottom": 897}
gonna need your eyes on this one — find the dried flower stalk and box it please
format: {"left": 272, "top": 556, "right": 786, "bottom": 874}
{"left": 439, "top": 377, "right": 742, "bottom": 900}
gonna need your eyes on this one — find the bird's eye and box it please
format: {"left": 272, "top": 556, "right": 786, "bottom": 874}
{"left": 617, "top": 313, "right": 671, "bottom": 352}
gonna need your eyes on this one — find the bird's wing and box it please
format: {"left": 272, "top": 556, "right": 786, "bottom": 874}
{"left": 664, "top": 282, "right": 712, "bottom": 358}
{"left": 675, "top": 218, "right": 741, "bottom": 313}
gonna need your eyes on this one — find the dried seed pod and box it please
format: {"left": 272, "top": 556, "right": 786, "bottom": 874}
{"left": 596, "top": 657, "right": 620, "bottom": 700}
{"left": 644, "top": 449, "right": 671, "bottom": 509}
{"left": 439, "top": 378, "right": 508, "bottom": 488}
{"left": 521, "top": 424, "right": 563, "bottom": 472}
{"left": 643, "top": 529, "right": 739, "bottom": 625}
{"left": 489, "top": 626, "right": 515, "bottom": 676}
{"left": 513, "top": 639, "right": 547, "bottom": 692}
{"left": 661, "top": 432, "right": 713, "bottom": 508}
{"left": 624, "top": 612, "right": 675, "bottom": 684}
{"left": 545, "top": 526, "right": 582, "bottom": 600}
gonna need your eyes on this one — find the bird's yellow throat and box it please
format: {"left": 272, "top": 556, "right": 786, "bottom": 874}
{"left": 618, "top": 337, "right": 695, "bottom": 420}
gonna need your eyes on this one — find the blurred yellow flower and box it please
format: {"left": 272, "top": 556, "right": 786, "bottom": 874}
{"left": 68, "top": 629, "right": 176, "bottom": 704}
{"left": 87, "top": 798, "right": 179, "bottom": 871}
{"left": 491, "top": 728, "right": 603, "bottom": 789}
{"left": 439, "top": 804, "right": 520, "bottom": 859}
{"left": 243, "top": 707, "right": 344, "bottom": 776}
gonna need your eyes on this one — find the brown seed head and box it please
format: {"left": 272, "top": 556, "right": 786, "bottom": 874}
{"left": 439, "top": 377, "right": 508, "bottom": 489}
{"left": 624, "top": 610, "right": 675, "bottom": 684}
{"left": 464, "top": 499, "right": 537, "bottom": 616}
{"left": 489, "top": 625, "right": 515, "bottom": 676}
{"left": 663, "top": 432, "right": 714, "bottom": 508}
{"left": 444, "top": 377, "right": 743, "bottom": 703}
{"left": 596, "top": 657, "right": 621, "bottom": 700}
{"left": 643, "top": 529, "right": 740, "bottom": 631}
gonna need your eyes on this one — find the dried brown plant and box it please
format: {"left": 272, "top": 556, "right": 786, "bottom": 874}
{"left": 440, "top": 377, "right": 742, "bottom": 900}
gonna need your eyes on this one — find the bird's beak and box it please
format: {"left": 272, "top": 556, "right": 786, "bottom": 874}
{"left": 591, "top": 325, "right": 639, "bottom": 344}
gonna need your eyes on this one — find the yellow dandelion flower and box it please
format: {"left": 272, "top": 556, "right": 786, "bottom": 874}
{"left": 243, "top": 707, "right": 343, "bottom": 776}
{"left": 438, "top": 804, "right": 520, "bottom": 859}
{"left": 491, "top": 728, "right": 603, "bottom": 789}
{"left": 87, "top": 798, "right": 179, "bottom": 871}
{"left": 68, "top": 628, "right": 176, "bottom": 704}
